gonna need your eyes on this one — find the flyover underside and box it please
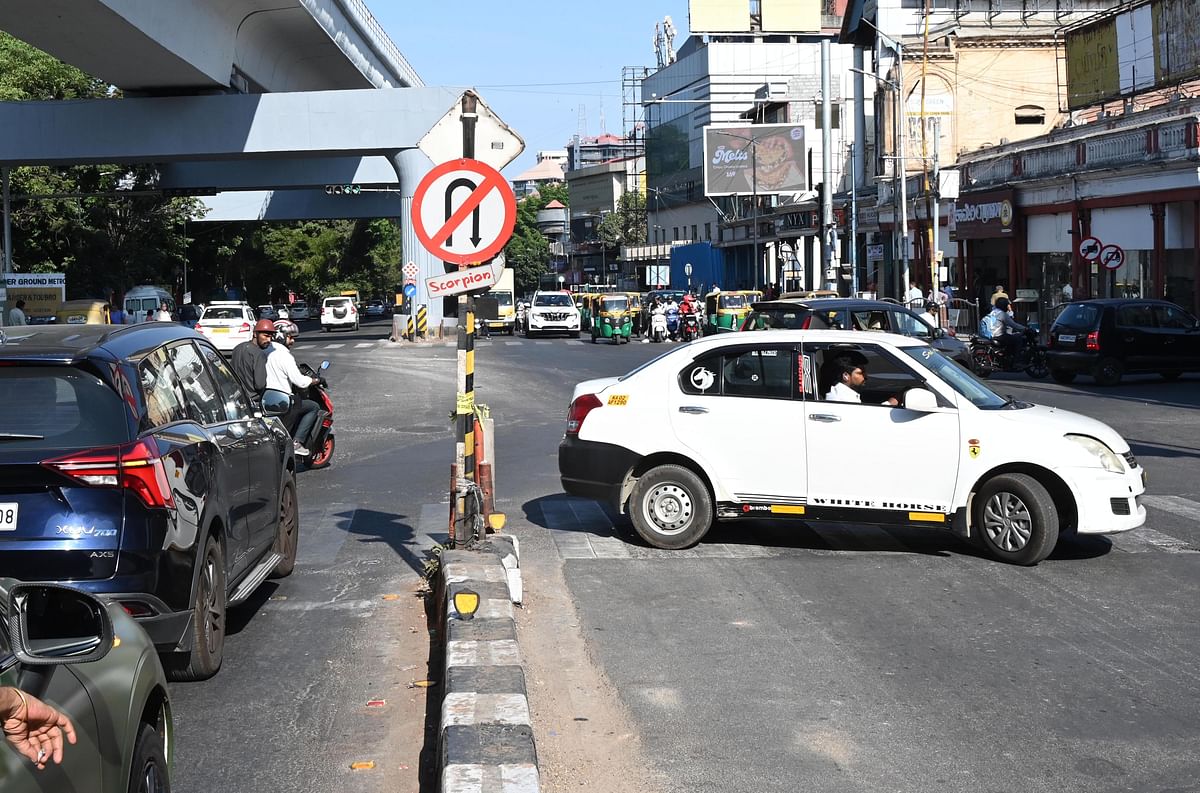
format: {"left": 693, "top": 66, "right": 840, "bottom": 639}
{"left": 0, "top": 87, "right": 523, "bottom": 329}
{"left": 0, "top": 0, "right": 420, "bottom": 92}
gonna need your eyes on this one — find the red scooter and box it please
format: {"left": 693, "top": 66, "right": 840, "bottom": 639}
{"left": 297, "top": 360, "right": 335, "bottom": 467}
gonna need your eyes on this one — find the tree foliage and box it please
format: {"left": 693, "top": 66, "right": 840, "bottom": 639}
{"left": 1, "top": 30, "right": 402, "bottom": 305}
{"left": 503, "top": 183, "right": 568, "bottom": 296}
{"left": 597, "top": 190, "right": 647, "bottom": 249}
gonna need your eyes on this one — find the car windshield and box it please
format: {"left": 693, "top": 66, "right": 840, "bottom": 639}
{"left": 535, "top": 294, "right": 573, "bottom": 307}
{"left": 720, "top": 294, "right": 747, "bottom": 308}
{"left": 900, "top": 346, "right": 1012, "bottom": 409}
{"left": 494, "top": 293, "right": 513, "bottom": 307}
{"left": 202, "top": 307, "right": 244, "bottom": 321}
{"left": 1054, "top": 304, "right": 1101, "bottom": 330}
{"left": 0, "top": 366, "right": 131, "bottom": 451}
{"left": 601, "top": 297, "right": 629, "bottom": 312}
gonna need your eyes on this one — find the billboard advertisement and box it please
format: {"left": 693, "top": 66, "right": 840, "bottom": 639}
{"left": 703, "top": 123, "right": 807, "bottom": 197}
{"left": 1065, "top": 0, "right": 1200, "bottom": 110}
{"left": 690, "top": 0, "right": 820, "bottom": 34}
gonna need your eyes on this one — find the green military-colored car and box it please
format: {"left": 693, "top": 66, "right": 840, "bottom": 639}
{"left": 0, "top": 580, "right": 172, "bottom": 792}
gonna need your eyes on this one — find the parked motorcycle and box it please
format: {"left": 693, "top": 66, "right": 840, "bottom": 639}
{"left": 296, "top": 360, "right": 335, "bottom": 467}
{"left": 970, "top": 328, "right": 1049, "bottom": 379}
{"left": 680, "top": 312, "right": 701, "bottom": 342}
{"left": 649, "top": 309, "right": 669, "bottom": 343}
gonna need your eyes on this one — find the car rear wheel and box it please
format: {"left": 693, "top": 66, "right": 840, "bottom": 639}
{"left": 975, "top": 473, "right": 1059, "bottom": 566}
{"left": 629, "top": 465, "right": 713, "bottom": 550}
{"left": 1093, "top": 356, "right": 1124, "bottom": 386}
{"left": 1050, "top": 369, "right": 1076, "bottom": 384}
{"left": 270, "top": 476, "right": 298, "bottom": 579}
{"left": 167, "top": 533, "right": 226, "bottom": 681}
{"left": 127, "top": 722, "right": 171, "bottom": 793}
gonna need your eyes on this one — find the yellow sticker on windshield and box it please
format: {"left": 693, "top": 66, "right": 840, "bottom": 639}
{"left": 607, "top": 394, "right": 629, "bottom": 406}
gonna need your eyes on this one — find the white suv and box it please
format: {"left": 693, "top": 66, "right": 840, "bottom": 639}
{"left": 195, "top": 301, "right": 256, "bottom": 353}
{"left": 525, "top": 291, "right": 581, "bottom": 338}
{"left": 321, "top": 296, "right": 359, "bottom": 332}
{"left": 559, "top": 330, "right": 1146, "bottom": 566}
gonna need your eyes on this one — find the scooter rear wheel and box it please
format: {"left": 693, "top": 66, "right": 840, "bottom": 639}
{"left": 310, "top": 435, "right": 335, "bottom": 468}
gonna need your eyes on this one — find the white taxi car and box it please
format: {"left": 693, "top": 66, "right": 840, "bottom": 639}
{"left": 559, "top": 330, "right": 1146, "bottom": 565}
{"left": 194, "top": 300, "right": 256, "bottom": 353}
{"left": 526, "top": 291, "right": 581, "bottom": 338}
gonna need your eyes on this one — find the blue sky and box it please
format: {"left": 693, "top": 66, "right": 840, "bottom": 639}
{"left": 375, "top": 2, "right": 691, "bottom": 177}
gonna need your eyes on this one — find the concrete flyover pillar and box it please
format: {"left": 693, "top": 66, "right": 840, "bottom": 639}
{"left": 390, "top": 148, "right": 447, "bottom": 332}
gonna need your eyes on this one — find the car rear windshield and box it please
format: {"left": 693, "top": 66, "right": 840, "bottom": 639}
{"left": 1054, "top": 304, "right": 1101, "bottom": 330}
{"left": 325, "top": 298, "right": 350, "bottom": 307}
{"left": 201, "top": 307, "right": 244, "bottom": 321}
{"left": 0, "top": 366, "right": 130, "bottom": 451}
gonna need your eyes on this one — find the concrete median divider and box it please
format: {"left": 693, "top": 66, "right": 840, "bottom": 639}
{"left": 438, "top": 535, "right": 538, "bottom": 793}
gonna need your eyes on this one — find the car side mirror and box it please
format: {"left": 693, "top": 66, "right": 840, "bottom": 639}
{"left": 933, "top": 327, "right": 946, "bottom": 339}
{"left": 319, "top": 360, "right": 330, "bottom": 371}
{"left": 7, "top": 584, "right": 113, "bottom": 666}
{"left": 261, "top": 388, "right": 292, "bottom": 416}
{"left": 902, "top": 387, "right": 939, "bottom": 412}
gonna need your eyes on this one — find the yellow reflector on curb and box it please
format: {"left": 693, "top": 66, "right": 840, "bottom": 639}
{"left": 909, "top": 512, "right": 946, "bottom": 523}
{"left": 770, "top": 505, "right": 805, "bottom": 515}
{"left": 453, "top": 589, "right": 480, "bottom": 620}
{"left": 487, "top": 512, "right": 507, "bottom": 531}
{"left": 350, "top": 761, "right": 376, "bottom": 770}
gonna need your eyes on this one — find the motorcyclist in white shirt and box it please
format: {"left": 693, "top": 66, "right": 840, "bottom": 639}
{"left": 266, "top": 321, "right": 320, "bottom": 457}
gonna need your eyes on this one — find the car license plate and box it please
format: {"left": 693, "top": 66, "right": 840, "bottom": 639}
{"left": 0, "top": 503, "right": 18, "bottom": 532}
{"left": 1058, "top": 334, "right": 1076, "bottom": 343}
{"left": 213, "top": 327, "right": 230, "bottom": 333}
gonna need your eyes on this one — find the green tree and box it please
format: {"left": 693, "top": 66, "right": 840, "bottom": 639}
{"left": 503, "top": 185, "right": 568, "bottom": 296}
{"left": 597, "top": 190, "right": 647, "bottom": 249}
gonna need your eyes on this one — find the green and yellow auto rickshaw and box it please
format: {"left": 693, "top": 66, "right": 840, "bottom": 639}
{"left": 623, "top": 292, "right": 644, "bottom": 336}
{"left": 576, "top": 293, "right": 600, "bottom": 331}
{"left": 590, "top": 294, "right": 634, "bottom": 344}
{"left": 704, "top": 290, "right": 760, "bottom": 334}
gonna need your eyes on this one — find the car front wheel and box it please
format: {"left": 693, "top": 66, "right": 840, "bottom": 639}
{"left": 629, "top": 464, "right": 713, "bottom": 550}
{"left": 270, "top": 475, "right": 298, "bottom": 579}
{"left": 128, "top": 722, "right": 171, "bottom": 793}
{"left": 975, "top": 473, "right": 1059, "bottom": 565}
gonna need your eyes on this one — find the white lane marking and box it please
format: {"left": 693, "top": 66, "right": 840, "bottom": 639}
{"left": 1142, "top": 495, "right": 1200, "bottom": 523}
{"left": 504, "top": 341, "right": 522, "bottom": 346}
{"left": 1107, "top": 527, "right": 1199, "bottom": 554}
{"left": 324, "top": 343, "right": 345, "bottom": 349}
{"left": 535, "top": 341, "right": 552, "bottom": 345}
{"left": 355, "top": 342, "right": 374, "bottom": 348}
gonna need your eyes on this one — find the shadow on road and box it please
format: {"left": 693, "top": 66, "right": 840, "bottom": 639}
{"left": 990, "top": 373, "right": 1200, "bottom": 411}
{"left": 1128, "top": 439, "right": 1200, "bottom": 461}
{"left": 333, "top": 507, "right": 430, "bottom": 577}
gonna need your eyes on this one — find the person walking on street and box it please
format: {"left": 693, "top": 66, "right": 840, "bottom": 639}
{"left": 1, "top": 686, "right": 76, "bottom": 770}
{"left": 265, "top": 321, "right": 320, "bottom": 457}
{"left": 906, "top": 281, "right": 924, "bottom": 306}
{"left": 232, "top": 319, "right": 275, "bottom": 396}
{"left": 7, "top": 300, "right": 27, "bottom": 326}
{"left": 154, "top": 302, "right": 172, "bottom": 322}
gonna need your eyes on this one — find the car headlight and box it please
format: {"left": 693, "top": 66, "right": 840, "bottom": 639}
{"left": 1065, "top": 434, "right": 1124, "bottom": 473}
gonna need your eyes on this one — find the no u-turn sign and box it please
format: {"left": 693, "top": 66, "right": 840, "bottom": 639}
{"left": 411, "top": 159, "right": 516, "bottom": 266}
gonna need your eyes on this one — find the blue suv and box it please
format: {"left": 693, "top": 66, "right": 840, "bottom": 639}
{"left": 0, "top": 323, "right": 298, "bottom": 680}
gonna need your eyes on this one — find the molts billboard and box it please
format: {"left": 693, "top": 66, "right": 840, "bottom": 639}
{"left": 703, "top": 124, "right": 808, "bottom": 197}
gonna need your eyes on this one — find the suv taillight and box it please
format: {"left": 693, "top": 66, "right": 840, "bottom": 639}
{"left": 566, "top": 394, "right": 603, "bottom": 435}
{"left": 43, "top": 438, "right": 175, "bottom": 509}
{"left": 801, "top": 316, "right": 813, "bottom": 329}
{"left": 1086, "top": 330, "right": 1100, "bottom": 351}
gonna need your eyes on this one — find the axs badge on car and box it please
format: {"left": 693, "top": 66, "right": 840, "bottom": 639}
{"left": 0, "top": 324, "right": 300, "bottom": 681}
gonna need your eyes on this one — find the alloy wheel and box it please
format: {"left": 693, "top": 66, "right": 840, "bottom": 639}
{"left": 982, "top": 491, "right": 1033, "bottom": 552}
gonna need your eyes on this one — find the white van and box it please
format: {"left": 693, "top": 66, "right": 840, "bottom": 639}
{"left": 123, "top": 286, "right": 175, "bottom": 323}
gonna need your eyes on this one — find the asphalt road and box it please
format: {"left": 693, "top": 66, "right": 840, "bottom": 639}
{"left": 169, "top": 321, "right": 1200, "bottom": 792}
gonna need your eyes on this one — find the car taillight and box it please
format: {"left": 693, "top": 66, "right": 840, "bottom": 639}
{"left": 43, "top": 438, "right": 175, "bottom": 509}
{"left": 801, "top": 316, "right": 812, "bottom": 329}
{"left": 1086, "top": 331, "right": 1100, "bottom": 351}
{"left": 350, "top": 306, "right": 357, "bottom": 314}
{"left": 239, "top": 322, "right": 251, "bottom": 333}
{"left": 566, "top": 394, "right": 603, "bottom": 435}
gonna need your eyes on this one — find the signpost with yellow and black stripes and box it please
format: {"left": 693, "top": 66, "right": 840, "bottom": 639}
{"left": 408, "top": 95, "right": 518, "bottom": 546}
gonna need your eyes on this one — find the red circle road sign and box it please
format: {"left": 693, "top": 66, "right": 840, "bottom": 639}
{"left": 1077, "top": 236, "right": 1102, "bottom": 261}
{"left": 411, "top": 159, "right": 516, "bottom": 266}
{"left": 1100, "top": 243, "right": 1126, "bottom": 271}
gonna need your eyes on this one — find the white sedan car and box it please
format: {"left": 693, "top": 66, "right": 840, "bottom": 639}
{"left": 559, "top": 330, "right": 1147, "bottom": 565}
{"left": 194, "top": 301, "right": 256, "bottom": 353}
